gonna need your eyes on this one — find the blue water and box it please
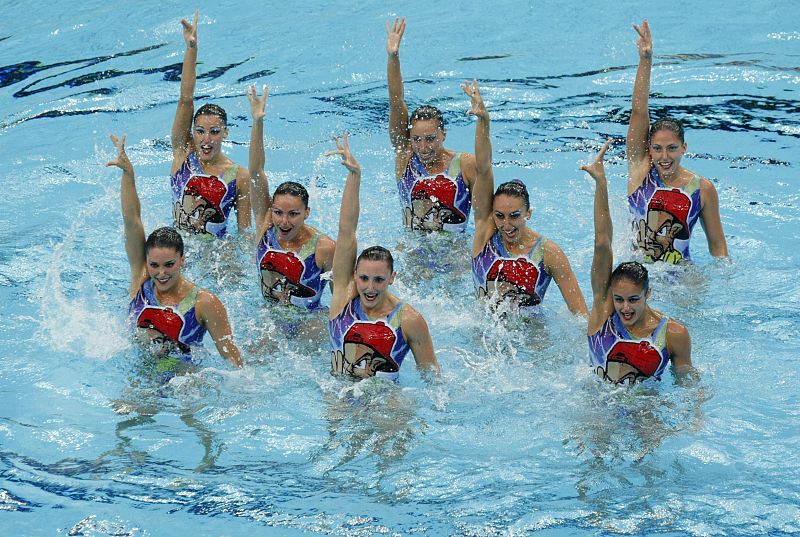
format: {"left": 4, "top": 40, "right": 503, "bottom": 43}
{"left": 1, "top": 1, "right": 799, "bottom": 535}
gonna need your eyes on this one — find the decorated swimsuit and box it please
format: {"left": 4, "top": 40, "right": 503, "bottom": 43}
{"left": 329, "top": 297, "right": 409, "bottom": 383}
{"left": 472, "top": 231, "right": 553, "bottom": 314}
{"left": 171, "top": 151, "right": 238, "bottom": 237}
{"left": 129, "top": 279, "right": 206, "bottom": 371}
{"left": 629, "top": 166, "right": 702, "bottom": 263}
{"left": 588, "top": 312, "right": 670, "bottom": 384}
{"left": 256, "top": 226, "right": 326, "bottom": 310}
{"left": 398, "top": 152, "right": 471, "bottom": 233}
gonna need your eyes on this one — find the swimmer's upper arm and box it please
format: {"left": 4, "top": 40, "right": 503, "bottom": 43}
{"left": 544, "top": 241, "right": 588, "bottom": 316}
{"left": 699, "top": 178, "right": 728, "bottom": 258}
{"left": 402, "top": 306, "right": 440, "bottom": 376}
{"left": 667, "top": 318, "right": 692, "bottom": 371}
{"left": 315, "top": 234, "right": 336, "bottom": 272}
{"left": 196, "top": 289, "right": 243, "bottom": 368}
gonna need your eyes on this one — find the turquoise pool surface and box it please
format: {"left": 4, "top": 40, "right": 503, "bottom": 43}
{"left": 1, "top": 1, "right": 799, "bottom": 535}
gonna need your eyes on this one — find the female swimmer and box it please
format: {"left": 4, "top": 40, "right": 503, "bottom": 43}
{"left": 467, "top": 80, "right": 587, "bottom": 316}
{"left": 326, "top": 134, "right": 441, "bottom": 382}
{"left": 386, "top": 17, "right": 477, "bottom": 234}
{"left": 170, "top": 10, "right": 250, "bottom": 238}
{"left": 627, "top": 20, "right": 727, "bottom": 263}
{"left": 246, "top": 85, "right": 335, "bottom": 310}
{"left": 583, "top": 139, "right": 695, "bottom": 384}
{"left": 108, "top": 134, "right": 243, "bottom": 369}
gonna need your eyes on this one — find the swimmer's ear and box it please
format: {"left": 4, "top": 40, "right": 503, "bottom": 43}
{"left": 389, "top": 271, "right": 397, "bottom": 285}
{"left": 304, "top": 206, "right": 311, "bottom": 219}
{"left": 645, "top": 287, "right": 652, "bottom": 300}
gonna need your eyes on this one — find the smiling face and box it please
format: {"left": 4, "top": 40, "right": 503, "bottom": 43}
{"left": 271, "top": 193, "right": 309, "bottom": 244}
{"left": 353, "top": 259, "right": 395, "bottom": 309}
{"left": 146, "top": 246, "right": 184, "bottom": 293}
{"left": 644, "top": 209, "right": 684, "bottom": 260}
{"left": 492, "top": 194, "right": 531, "bottom": 246}
{"left": 192, "top": 114, "right": 228, "bottom": 163}
{"left": 648, "top": 129, "right": 686, "bottom": 179}
{"left": 409, "top": 119, "right": 445, "bottom": 167}
{"left": 176, "top": 193, "right": 219, "bottom": 233}
{"left": 610, "top": 278, "right": 650, "bottom": 328}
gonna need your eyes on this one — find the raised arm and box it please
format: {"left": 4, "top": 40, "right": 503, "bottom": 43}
{"left": 171, "top": 10, "right": 199, "bottom": 170}
{"left": 581, "top": 140, "right": 614, "bottom": 334}
{"left": 196, "top": 290, "right": 243, "bottom": 368}
{"left": 106, "top": 134, "right": 146, "bottom": 297}
{"left": 626, "top": 20, "right": 653, "bottom": 195}
{"left": 246, "top": 84, "right": 271, "bottom": 233}
{"left": 462, "top": 80, "right": 496, "bottom": 257}
{"left": 387, "top": 17, "right": 411, "bottom": 177}
{"left": 327, "top": 134, "right": 362, "bottom": 319}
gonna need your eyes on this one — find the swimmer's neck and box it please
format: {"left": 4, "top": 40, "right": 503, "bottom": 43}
{"left": 361, "top": 293, "right": 399, "bottom": 319}
{"left": 417, "top": 148, "right": 454, "bottom": 174}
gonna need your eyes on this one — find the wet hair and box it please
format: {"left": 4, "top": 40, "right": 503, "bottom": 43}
{"left": 355, "top": 246, "right": 394, "bottom": 273}
{"left": 648, "top": 117, "right": 685, "bottom": 143}
{"left": 409, "top": 105, "right": 445, "bottom": 130}
{"left": 145, "top": 227, "right": 185, "bottom": 257}
{"left": 272, "top": 181, "right": 310, "bottom": 208}
{"left": 494, "top": 179, "right": 530, "bottom": 211}
{"left": 610, "top": 261, "right": 649, "bottom": 293}
{"left": 193, "top": 103, "right": 228, "bottom": 126}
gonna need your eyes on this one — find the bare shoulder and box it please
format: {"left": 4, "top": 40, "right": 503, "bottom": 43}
{"left": 401, "top": 303, "right": 429, "bottom": 334}
{"left": 459, "top": 151, "right": 477, "bottom": 185}
{"left": 315, "top": 232, "right": 336, "bottom": 269}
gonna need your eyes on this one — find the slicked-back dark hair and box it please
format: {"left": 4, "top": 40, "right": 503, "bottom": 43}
{"left": 610, "top": 261, "right": 649, "bottom": 293}
{"left": 273, "top": 181, "right": 310, "bottom": 208}
{"left": 194, "top": 103, "right": 228, "bottom": 126}
{"left": 356, "top": 246, "right": 394, "bottom": 273}
{"left": 409, "top": 105, "right": 445, "bottom": 130}
{"left": 494, "top": 179, "right": 530, "bottom": 211}
{"left": 145, "top": 227, "right": 184, "bottom": 257}
{"left": 649, "top": 117, "right": 685, "bottom": 143}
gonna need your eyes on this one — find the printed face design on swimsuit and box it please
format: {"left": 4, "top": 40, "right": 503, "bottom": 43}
{"left": 332, "top": 321, "right": 399, "bottom": 378}
{"left": 408, "top": 176, "right": 466, "bottom": 232}
{"left": 173, "top": 175, "right": 227, "bottom": 235}
{"left": 638, "top": 188, "right": 691, "bottom": 262}
{"left": 483, "top": 258, "right": 541, "bottom": 309}
{"left": 136, "top": 306, "right": 189, "bottom": 356}
{"left": 598, "top": 340, "right": 662, "bottom": 384}
{"left": 259, "top": 251, "right": 315, "bottom": 305}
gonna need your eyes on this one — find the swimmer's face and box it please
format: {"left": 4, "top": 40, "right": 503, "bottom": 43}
{"left": 610, "top": 278, "right": 650, "bottom": 328}
{"left": 260, "top": 268, "right": 301, "bottom": 305}
{"left": 492, "top": 194, "right": 531, "bottom": 245}
{"left": 176, "top": 194, "right": 218, "bottom": 233}
{"left": 648, "top": 130, "right": 686, "bottom": 179}
{"left": 146, "top": 246, "right": 183, "bottom": 292}
{"left": 644, "top": 209, "right": 683, "bottom": 260}
{"left": 353, "top": 259, "right": 395, "bottom": 309}
{"left": 409, "top": 119, "right": 445, "bottom": 166}
{"left": 410, "top": 198, "right": 454, "bottom": 231}
{"left": 343, "top": 342, "right": 388, "bottom": 378}
{"left": 271, "top": 194, "right": 309, "bottom": 243}
{"left": 192, "top": 114, "right": 228, "bottom": 162}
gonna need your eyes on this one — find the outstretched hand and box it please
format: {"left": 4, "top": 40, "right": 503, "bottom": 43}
{"left": 325, "top": 133, "right": 361, "bottom": 175}
{"left": 633, "top": 19, "right": 652, "bottom": 60}
{"left": 181, "top": 10, "right": 199, "bottom": 48}
{"left": 461, "top": 79, "right": 488, "bottom": 121}
{"left": 386, "top": 17, "right": 406, "bottom": 56}
{"left": 580, "top": 139, "right": 613, "bottom": 182}
{"left": 106, "top": 134, "right": 133, "bottom": 175}
{"left": 246, "top": 84, "right": 269, "bottom": 120}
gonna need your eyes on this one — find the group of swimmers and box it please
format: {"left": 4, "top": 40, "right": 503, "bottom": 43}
{"left": 109, "top": 13, "right": 728, "bottom": 386}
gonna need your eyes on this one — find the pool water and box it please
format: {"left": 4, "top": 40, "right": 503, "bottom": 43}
{"left": 1, "top": 1, "right": 799, "bottom": 535}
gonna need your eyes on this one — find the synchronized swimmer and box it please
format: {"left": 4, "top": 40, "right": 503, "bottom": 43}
{"left": 114, "top": 11, "right": 725, "bottom": 386}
